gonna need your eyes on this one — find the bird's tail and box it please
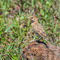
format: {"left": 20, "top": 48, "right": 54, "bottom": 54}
{"left": 44, "top": 37, "right": 57, "bottom": 52}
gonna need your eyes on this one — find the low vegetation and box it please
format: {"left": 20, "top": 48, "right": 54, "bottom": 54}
{"left": 0, "top": 0, "right": 60, "bottom": 60}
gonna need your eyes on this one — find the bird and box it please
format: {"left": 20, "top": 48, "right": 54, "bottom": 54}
{"left": 28, "top": 16, "right": 58, "bottom": 51}
{"left": 28, "top": 16, "right": 48, "bottom": 41}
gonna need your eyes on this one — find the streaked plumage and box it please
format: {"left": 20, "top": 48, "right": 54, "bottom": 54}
{"left": 28, "top": 16, "right": 48, "bottom": 41}
{"left": 28, "top": 16, "right": 57, "bottom": 50}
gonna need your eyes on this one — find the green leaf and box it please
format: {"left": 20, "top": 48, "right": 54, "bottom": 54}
{"left": 31, "top": 0, "right": 34, "bottom": 7}
{"left": 5, "top": 24, "right": 14, "bottom": 32}
{"left": 40, "top": 9, "right": 44, "bottom": 16}
{"left": 27, "top": 20, "right": 30, "bottom": 27}
{"left": 53, "top": 24, "right": 58, "bottom": 32}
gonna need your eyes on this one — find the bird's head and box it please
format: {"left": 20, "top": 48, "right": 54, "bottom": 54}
{"left": 28, "top": 16, "right": 38, "bottom": 24}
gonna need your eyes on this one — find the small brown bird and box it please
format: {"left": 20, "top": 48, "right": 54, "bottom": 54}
{"left": 28, "top": 16, "right": 48, "bottom": 41}
{"left": 28, "top": 16, "right": 58, "bottom": 51}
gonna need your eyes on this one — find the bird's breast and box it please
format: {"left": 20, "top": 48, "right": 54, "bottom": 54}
{"left": 31, "top": 22, "right": 47, "bottom": 39}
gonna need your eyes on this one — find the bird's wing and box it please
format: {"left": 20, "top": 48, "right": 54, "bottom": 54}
{"left": 31, "top": 22, "right": 47, "bottom": 39}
